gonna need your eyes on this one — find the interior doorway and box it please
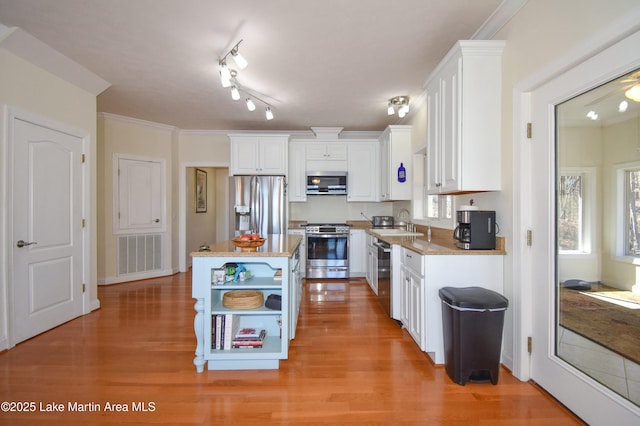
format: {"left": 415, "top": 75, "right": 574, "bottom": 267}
{"left": 179, "top": 163, "right": 230, "bottom": 272}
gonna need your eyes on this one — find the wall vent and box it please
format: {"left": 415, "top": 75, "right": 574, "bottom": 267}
{"left": 117, "top": 234, "right": 162, "bottom": 275}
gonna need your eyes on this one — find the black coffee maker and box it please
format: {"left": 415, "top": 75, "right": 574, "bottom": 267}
{"left": 453, "top": 210, "right": 496, "bottom": 250}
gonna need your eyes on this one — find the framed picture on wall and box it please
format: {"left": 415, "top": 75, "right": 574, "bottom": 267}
{"left": 195, "top": 168, "right": 207, "bottom": 213}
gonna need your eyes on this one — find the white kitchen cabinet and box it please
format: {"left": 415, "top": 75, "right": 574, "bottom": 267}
{"left": 288, "top": 142, "right": 306, "bottom": 202}
{"left": 229, "top": 134, "right": 289, "bottom": 175}
{"left": 379, "top": 125, "right": 412, "bottom": 201}
{"left": 347, "top": 141, "right": 379, "bottom": 202}
{"left": 349, "top": 229, "right": 366, "bottom": 277}
{"left": 400, "top": 247, "right": 425, "bottom": 350}
{"left": 306, "top": 142, "right": 347, "bottom": 161}
{"left": 425, "top": 40, "right": 504, "bottom": 194}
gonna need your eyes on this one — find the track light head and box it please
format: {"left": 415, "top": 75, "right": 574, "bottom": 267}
{"left": 387, "top": 96, "right": 410, "bottom": 118}
{"left": 230, "top": 86, "right": 240, "bottom": 101}
{"left": 231, "top": 47, "right": 248, "bottom": 70}
{"left": 265, "top": 107, "right": 274, "bottom": 120}
{"left": 246, "top": 98, "right": 256, "bottom": 111}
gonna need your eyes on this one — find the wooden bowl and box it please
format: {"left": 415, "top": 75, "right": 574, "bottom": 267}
{"left": 232, "top": 238, "right": 266, "bottom": 252}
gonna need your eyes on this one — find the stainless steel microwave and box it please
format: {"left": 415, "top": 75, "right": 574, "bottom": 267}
{"left": 306, "top": 171, "right": 347, "bottom": 195}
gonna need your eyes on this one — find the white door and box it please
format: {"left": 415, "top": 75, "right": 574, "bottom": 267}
{"left": 11, "top": 117, "right": 84, "bottom": 344}
{"left": 116, "top": 157, "right": 163, "bottom": 232}
{"left": 527, "top": 31, "right": 640, "bottom": 424}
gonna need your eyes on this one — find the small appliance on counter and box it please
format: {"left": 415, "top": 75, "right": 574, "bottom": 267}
{"left": 453, "top": 210, "right": 496, "bottom": 250}
{"left": 372, "top": 215, "right": 394, "bottom": 229}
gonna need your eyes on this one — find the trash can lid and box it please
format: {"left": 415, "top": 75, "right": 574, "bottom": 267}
{"left": 438, "top": 286, "right": 508, "bottom": 310}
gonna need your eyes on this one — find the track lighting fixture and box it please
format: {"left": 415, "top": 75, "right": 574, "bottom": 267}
{"left": 216, "top": 38, "right": 278, "bottom": 121}
{"left": 387, "top": 96, "right": 410, "bottom": 118}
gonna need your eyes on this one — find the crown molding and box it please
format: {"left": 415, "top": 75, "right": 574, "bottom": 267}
{"left": 472, "top": 0, "right": 529, "bottom": 40}
{"left": 0, "top": 25, "right": 110, "bottom": 96}
{"left": 98, "top": 112, "right": 177, "bottom": 131}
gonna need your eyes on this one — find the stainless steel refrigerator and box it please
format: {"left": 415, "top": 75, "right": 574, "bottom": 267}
{"left": 230, "top": 175, "right": 287, "bottom": 238}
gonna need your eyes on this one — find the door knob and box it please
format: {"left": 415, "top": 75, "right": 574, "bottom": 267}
{"left": 16, "top": 240, "right": 37, "bottom": 248}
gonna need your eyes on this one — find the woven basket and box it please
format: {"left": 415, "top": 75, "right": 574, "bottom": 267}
{"left": 223, "top": 290, "right": 264, "bottom": 309}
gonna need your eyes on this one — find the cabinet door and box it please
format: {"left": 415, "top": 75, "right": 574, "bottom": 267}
{"left": 306, "top": 143, "right": 327, "bottom": 160}
{"left": 326, "top": 143, "right": 347, "bottom": 160}
{"left": 425, "top": 79, "right": 441, "bottom": 193}
{"left": 230, "top": 138, "right": 260, "bottom": 174}
{"left": 407, "top": 269, "right": 424, "bottom": 348}
{"left": 259, "top": 138, "right": 287, "bottom": 175}
{"left": 347, "top": 142, "right": 378, "bottom": 202}
{"left": 288, "top": 143, "right": 306, "bottom": 202}
{"left": 439, "top": 55, "right": 461, "bottom": 193}
{"left": 379, "top": 130, "right": 390, "bottom": 200}
{"left": 400, "top": 266, "right": 410, "bottom": 328}
{"left": 348, "top": 229, "right": 366, "bottom": 276}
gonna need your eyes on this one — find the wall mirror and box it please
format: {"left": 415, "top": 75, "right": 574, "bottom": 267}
{"left": 556, "top": 68, "right": 640, "bottom": 407}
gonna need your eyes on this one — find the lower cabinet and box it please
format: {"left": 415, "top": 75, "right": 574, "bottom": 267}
{"left": 365, "top": 233, "right": 378, "bottom": 294}
{"left": 349, "top": 229, "right": 366, "bottom": 277}
{"left": 287, "top": 229, "right": 306, "bottom": 277}
{"left": 399, "top": 247, "right": 504, "bottom": 364}
{"left": 400, "top": 247, "right": 425, "bottom": 350}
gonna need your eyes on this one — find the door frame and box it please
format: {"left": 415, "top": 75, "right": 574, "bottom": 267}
{"left": 512, "top": 14, "right": 640, "bottom": 424}
{"left": 1, "top": 106, "right": 91, "bottom": 349}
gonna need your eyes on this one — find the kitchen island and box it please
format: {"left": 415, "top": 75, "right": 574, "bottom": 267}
{"left": 191, "top": 234, "right": 302, "bottom": 372}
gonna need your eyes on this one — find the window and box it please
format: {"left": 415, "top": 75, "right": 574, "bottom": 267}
{"left": 623, "top": 167, "right": 640, "bottom": 256}
{"left": 558, "top": 174, "right": 583, "bottom": 251}
{"left": 425, "top": 193, "right": 452, "bottom": 221}
{"left": 558, "top": 168, "right": 595, "bottom": 255}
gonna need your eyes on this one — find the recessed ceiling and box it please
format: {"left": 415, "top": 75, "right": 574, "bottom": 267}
{"left": 0, "top": 0, "right": 513, "bottom": 131}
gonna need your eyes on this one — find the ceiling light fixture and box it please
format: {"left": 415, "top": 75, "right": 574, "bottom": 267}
{"left": 246, "top": 98, "right": 256, "bottom": 111}
{"left": 266, "top": 107, "right": 274, "bottom": 120}
{"left": 586, "top": 110, "right": 598, "bottom": 120}
{"left": 387, "top": 96, "right": 410, "bottom": 118}
{"left": 619, "top": 100, "right": 629, "bottom": 113}
{"left": 625, "top": 85, "right": 640, "bottom": 102}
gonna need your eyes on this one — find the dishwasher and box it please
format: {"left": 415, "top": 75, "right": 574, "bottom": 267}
{"left": 374, "top": 239, "right": 392, "bottom": 316}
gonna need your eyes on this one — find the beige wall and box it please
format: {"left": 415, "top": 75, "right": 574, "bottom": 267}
{"left": 491, "top": 0, "right": 640, "bottom": 368}
{"left": 0, "top": 48, "right": 100, "bottom": 348}
{"left": 97, "top": 114, "right": 177, "bottom": 283}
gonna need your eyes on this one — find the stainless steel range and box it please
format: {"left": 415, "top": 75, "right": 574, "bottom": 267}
{"left": 305, "top": 223, "right": 350, "bottom": 279}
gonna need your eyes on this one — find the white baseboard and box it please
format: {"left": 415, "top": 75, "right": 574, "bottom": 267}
{"left": 98, "top": 268, "right": 176, "bottom": 285}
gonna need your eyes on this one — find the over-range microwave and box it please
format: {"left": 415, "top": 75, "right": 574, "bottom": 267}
{"left": 306, "top": 171, "right": 347, "bottom": 195}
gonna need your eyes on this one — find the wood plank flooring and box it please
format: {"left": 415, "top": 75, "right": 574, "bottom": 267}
{"left": 0, "top": 272, "right": 584, "bottom": 425}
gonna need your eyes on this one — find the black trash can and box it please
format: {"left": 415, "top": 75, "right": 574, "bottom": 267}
{"left": 438, "top": 286, "right": 508, "bottom": 386}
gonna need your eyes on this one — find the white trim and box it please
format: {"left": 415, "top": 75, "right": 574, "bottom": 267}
{"left": 472, "top": 0, "right": 529, "bottom": 40}
{"left": 0, "top": 27, "right": 110, "bottom": 96}
{"left": 98, "top": 112, "right": 177, "bottom": 132}
{"left": 112, "top": 153, "right": 167, "bottom": 235}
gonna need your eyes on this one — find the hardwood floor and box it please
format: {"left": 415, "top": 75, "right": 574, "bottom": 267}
{"left": 0, "top": 272, "right": 584, "bottom": 425}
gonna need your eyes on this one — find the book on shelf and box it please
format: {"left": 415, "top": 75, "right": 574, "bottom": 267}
{"left": 232, "top": 343, "right": 264, "bottom": 349}
{"left": 223, "top": 314, "right": 240, "bottom": 350}
{"left": 234, "top": 327, "right": 264, "bottom": 339}
{"left": 232, "top": 329, "right": 266, "bottom": 345}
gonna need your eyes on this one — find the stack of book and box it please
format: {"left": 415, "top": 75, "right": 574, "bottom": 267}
{"left": 231, "top": 327, "right": 267, "bottom": 349}
{"left": 211, "top": 315, "right": 267, "bottom": 350}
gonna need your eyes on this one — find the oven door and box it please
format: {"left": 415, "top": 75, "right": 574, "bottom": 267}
{"left": 306, "top": 233, "right": 349, "bottom": 278}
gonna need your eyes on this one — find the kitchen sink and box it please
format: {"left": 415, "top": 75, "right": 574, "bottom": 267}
{"left": 372, "top": 229, "right": 424, "bottom": 237}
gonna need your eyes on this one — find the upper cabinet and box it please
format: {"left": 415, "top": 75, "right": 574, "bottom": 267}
{"left": 379, "top": 125, "right": 412, "bottom": 201}
{"left": 229, "top": 134, "right": 289, "bottom": 175}
{"left": 306, "top": 143, "right": 348, "bottom": 161}
{"left": 288, "top": 142, "right": 307, "bottom": 202}
{"left": 424, "top": 40, "right": 504, "bottom": 195}
{"left": 347, "top": 140, "right": 379, "bottom": 202}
